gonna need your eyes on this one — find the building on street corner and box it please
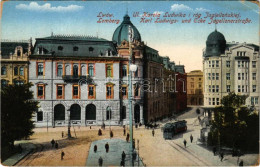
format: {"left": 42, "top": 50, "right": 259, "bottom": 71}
{"left": 187, "top": 70, "right": 204, "bottom": 106}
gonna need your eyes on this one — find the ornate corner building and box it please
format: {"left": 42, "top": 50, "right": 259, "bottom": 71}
{"left": 0, "top": 39, "right": 32, "bottom": 86}
{"left": 187, "top": 70, "right": 204, "bottom": 106}
{"left": 203, "top": 30, "right": 259, "bottom": 116}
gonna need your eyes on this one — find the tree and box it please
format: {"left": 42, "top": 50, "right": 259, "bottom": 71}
{"left": 209, "top": 92, "right": 259, "bottom": 151}
{"left": 1, "top": 83, "right": 38, "bottom": 148}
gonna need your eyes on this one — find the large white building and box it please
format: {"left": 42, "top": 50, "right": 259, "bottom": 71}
{"left": 203, "top": 30, "right": 259, "bottom": 115}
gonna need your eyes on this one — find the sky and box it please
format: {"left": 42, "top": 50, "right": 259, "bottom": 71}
{"left": 1, "top": 1, "right": 259, "bottom": 72}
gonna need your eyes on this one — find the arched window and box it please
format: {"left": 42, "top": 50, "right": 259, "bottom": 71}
{"left": 73, "top": 65, "right": 78, "bottom": 76}
{"left": 73, "top": 46, "right": 79, "bottom": 51}
{"left": 1, "top": 66, "right": 7, "bottom": 75}
{"left": 37, "top": 111, "right": 43, "bottom": 121}
{"left": 122, "top": 65, "right": 127, "bottom": 77}
{"left": 121, "top": 106, "right": 126, "bottom": 120}
{"left": 57, "top": 65, "right": 63, "bottom": 76}
{"left": 54, "top": 104, "right": 65, "bottom": 120}
{"left": 70, "top": 104, "right": 81, "bottom": 120}
{"left": 86, "top": 104, "right": 96, "bottom": 120}
{"left": 19, "top": 67, "right": 24, "bottom": 76}
{"left": 106, "top": 106, "right": 112, "bottom": 120}
{"left": 14, "top": 67, "right": 18, "bottom": 76}
{"left": 89, "top": 47, "right": 94, "bottom": 53}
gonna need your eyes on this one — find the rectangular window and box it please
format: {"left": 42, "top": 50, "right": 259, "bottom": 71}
{"left": 217, "top": 98, "right": 220, "bottom": 105}
{"left": 37, "top": 63, "right": 44, "bottom": 76}
{"left": 209, "top": 85, "right": 211, "bottom": 92}
{"left": 253, "top": 85, "right": 256, "bottom": 92}
{"left": 238, "top": 61, "right": 240, "bottom": 68}
{"left": 252, "top": 61, "right": 256, "bottom": 68}
{"left": 251, "top": 97, "right": 258, "bottom": 105}
{"left": 212, "top": 61, "right": 215, "bottom": 67}
{"left": 252, "top": 73, "right": 256, "bottom": 80}
{"left": 106, "top": 85, "right": 114, "bottom": 99}
{"left": 241, "top": 61, "right": 244, "bottom": 68}
{"left": 73, "top": 85, "right": 80, "bottom": 99}
{"left": 209, "top": 61, "right": 211, "bottom": 67}
{"left": 122, "top": 65, "right": 127, "bottom": 77}
{"left": 135, "top": 67, "right": 139, "bottom": 77}
{"left": 57, "top": 64, "right": 63, "bottom": 77}
{"left": 238, "top": 73, "right": 241, "bottom": 80}
{"left": 216, "top": 85, "right": 219, "bottom": 92}
{"left": 255, "top": 97, "right": 259, "bottom": 105}
{"left": 226, "top": 61, "right": 230, "bottom": 67}
{"left": 208, "top": 73, "right": 211, "bottom": 80}
{"left": 216, "top": 73, "right": 219, "bottom": 80}
{"left": 209, "top": 98, "right": 211, "bottom": 105}
{"left": 122, "top": 86, "right": 128, "bottom": 99}
{"left": 212, "top": 73, "right": 215, "bottom": 80}
{"left": 242, "top": 73, "right": 244, "bottom": 80}
{"left": 226, "top": 73, "right": 230, "bottom": 80}
{"left": 212, "top": 98, "right": 215, "bottom": 105}
{"left": 246, "top": 73, "right": 248, "bottom": 80}
{"left": 242, "top": 85, "right": 244, "bottom": 92}
{"left": 191, "top": 82, "right": 194, "bottom": 88}
{"left": 88, "top": 64, "right": 94, "bottom": 76}
{"left": 134, "top": 84, "right": 140, "bottom": 97}
{"left": 227, "top": 85, "right": 230, "bottom": 92}
{"left": 37, "top": 84, "right": 45, "bottom": 99}
{"left": 57, "top": 85, "right": 64, "bottom": 99}
{"left": 19, "top": 67, "right": 24, "bottom": 76}
{"left": 106, "top": 64, "right": 113, "bottom": 77}
{"left": 238, "top": 85, "right": 241, "bottom": 92}
{"left": 216, "top": 60, "right": 219, "bottom": 67}
{"left": 88, "top": 85, "right": 95, "bottom": 99}
{"left": 212, "top": 85, "right": 215, "bottom": 92}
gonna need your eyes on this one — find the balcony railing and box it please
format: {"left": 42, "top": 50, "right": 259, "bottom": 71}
{"left": 62, "top": 75, "right": 87, "bottom": 82}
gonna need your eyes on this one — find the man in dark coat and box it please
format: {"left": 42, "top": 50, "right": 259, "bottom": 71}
{"left": 110, "top": 131, "right": 113, "bottom": 138}
{"left": 98, "top": 157, "right": 103, "bottom": 166}
{"left": 183, "top": 139, "right": 187, "bottom": 148}
{"left": 123, "top": 128, "right": 126, "bottom": 136}
{"left": 55, "top": 141, "right": 59, "bottom": 149}
{"left": 152, "top": 129, "right": 155, "bottom": 137}
{"left": 121, "top": 151, "right": 126, "bottom": 161}
{"left": 213, "top": 147, "right": 217, "bottom": 156}
{"left": 51, "top": 139, "right": 55, "bottom": 148}
{"left": 126, "top": 133, "right": 129, "bottom": 142}
{"left": 190, "top": 134, "right": 193, "bottom": 143}
{"left": 220, "top": 152, "right": 224, "bottom": 161}
{"left": 98, "top": 129, "right": 102, "bottom": 136}
{"left": 105, "top": 142, "right": 109, "bottom": 153}
{"left": 94, "top": 145, "right": 97, "bottom": 153}
{"left": 239, "top": 160, "right": 243, "bottom": 166}
{"left": 61, "top": 151, "right": 65, "bottom": 160}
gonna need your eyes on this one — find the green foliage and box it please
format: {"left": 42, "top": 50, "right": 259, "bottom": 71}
{"left": 1, "top": 83, "right": 38, "bottom": 147}
{"left": 209, "top": 92, "right": 259, "bottom": 151}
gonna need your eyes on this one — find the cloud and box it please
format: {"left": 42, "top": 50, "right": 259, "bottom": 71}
{"left": 171, "top": 4, "right": 192, "bottom": 11}
{"left": 171, "top": 4, "right": 209, "bottom": 12}
{"left": 153, "top": 11, "right": 164, "bottom": 15}
{"left": 16, "top": 2, "right": 84, "bottom": 12}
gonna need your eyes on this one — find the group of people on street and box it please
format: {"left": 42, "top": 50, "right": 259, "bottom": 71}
{"left": 183, "top": 134, "right": 193, "bottom": 148}
{"left": 51, "top": 139, "right": 59, "bottom": 149}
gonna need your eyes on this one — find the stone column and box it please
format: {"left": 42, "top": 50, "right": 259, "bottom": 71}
{"left": 81, "top": 105, "right": 85, "bottom": 126}
{"left": 140, "top": 105, "right": 144, "bottom": 124}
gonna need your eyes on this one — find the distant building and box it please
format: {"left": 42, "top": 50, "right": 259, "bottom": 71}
{"left": 187, "top": 70, "right": 203, "bottom": 106}
{"left": 203, "top": 30, "right": 259, "bottom": 115}
{"left": 0, "top": 39, "right": 32, "bottom": 86}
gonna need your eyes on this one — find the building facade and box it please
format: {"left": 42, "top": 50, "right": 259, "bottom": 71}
{"left": 203, "top": 30, "right": 259, "bottom": 115}
{"left": 1, "top": 40, "right": 32, "bottom": 86}
{"left": 187, "top": 70, "right": 204, "bottom": 106}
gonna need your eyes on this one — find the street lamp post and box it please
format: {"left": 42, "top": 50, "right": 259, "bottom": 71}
{"left": 67, "top": 109, "right": 72, "bottom": 138}
{"left": 128, "top": 25, "right": 137, "bottom": 167}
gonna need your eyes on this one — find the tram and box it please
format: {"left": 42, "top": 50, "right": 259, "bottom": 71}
{"left": 163, "top": 120, "right": 187, "bottom": 139}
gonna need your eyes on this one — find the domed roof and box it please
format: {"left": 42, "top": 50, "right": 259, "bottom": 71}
{"left": 205, "top": 30, "right": 226, "bottom": 57}
{"left": 207, "top": 30, "right": 226, "bottom": 42}
{"left": 112, "top": 14, "right": 141, "bottom": 45}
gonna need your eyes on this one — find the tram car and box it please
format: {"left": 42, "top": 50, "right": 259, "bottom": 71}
{"left": 163, "top": 120, "right": 187, "bottom": 139}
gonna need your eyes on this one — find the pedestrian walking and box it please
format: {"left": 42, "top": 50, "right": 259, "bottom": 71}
{"left": 98, "top": 129, "right": 102, "bottom": 136}
{"left": 110, "top": 131, "right": 114, "bottom": 138}
{"left": 213, "top": 146, "right": 217, "bottom": 156}
{"left": 90, "top": 126, "right": 92, "bottom": 129}
{"left": 152, "top": 129, "right": 155, "bottom": 137}
{"left": 51, "top": 139, "right": 55, "bottom": 148}
{"left": 126, "top": 133, "right": 129, "bottom": 142}
{"left": 121, "top": 151, "right": 126, "bottom": 160}
{"left": 55, "top": 141, "right": 59, "bottom": 149}
{"left": 190, "top": 134, "right": 193, "bottom": 143}
{"left": 220, "top": 152, "right": 224, "bottom": 161}
{"left": 105, "top": 142, "right": 109, "bottom": 153}
{"left": 123, "top": 128, "right": 126, "bottom": 136}
{"left": 94, "top": 145, "right": 97, "bottom": 153}
{"left": 62, "top": 131, "right": 64, "bottom": 138}
{"left": 61, "top": 151, "right": 65, "bottom": 160}
{"left": 183, "top": 139, "right": 187, "bottom": 148}
{"left": 135, "top": 124, "right": 138, "bottom": 129}
{"left": 98, "top": 156, "right": 103, "bottom": 167}
{"left": 239, "top": 160, "right": 243, "bottom": 166}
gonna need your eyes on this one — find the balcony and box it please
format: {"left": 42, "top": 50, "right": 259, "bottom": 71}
{"left": 62, "top": 75, "right": 87, "bottom": 82}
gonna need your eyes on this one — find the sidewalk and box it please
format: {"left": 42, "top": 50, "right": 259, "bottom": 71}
{"left": 86, "top": 138, "right": 144, "bottom": 166}
{"left": 2, "top": 142, "right": 36, "bottom": 166}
